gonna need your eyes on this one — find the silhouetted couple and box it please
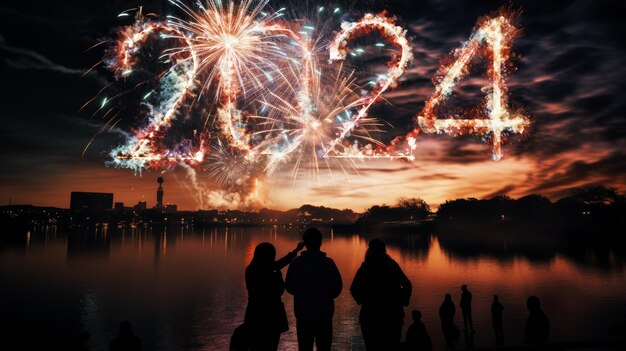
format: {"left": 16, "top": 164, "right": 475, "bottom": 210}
{"left": 351, "top": 239, "right": 413, "bottom": 351}
{"left": 238, "top": 227, "right": 342, "bottom": 351}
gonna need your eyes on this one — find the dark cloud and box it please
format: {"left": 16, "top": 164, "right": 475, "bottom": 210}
{"left": 528, "top": 151, "right": 626, "bottom": 195}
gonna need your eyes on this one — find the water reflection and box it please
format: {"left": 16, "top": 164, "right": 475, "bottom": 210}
{"left": 1, "top": 226, "right": 624, "bottom": 350}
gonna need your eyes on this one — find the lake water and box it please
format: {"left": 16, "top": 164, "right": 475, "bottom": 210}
{"left": 1, "top": 225, "right": 625, "bottom": 350}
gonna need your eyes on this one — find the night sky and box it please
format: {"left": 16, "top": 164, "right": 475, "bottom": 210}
{"left": 1, "top": 0, "right": 625, "bottom": 211}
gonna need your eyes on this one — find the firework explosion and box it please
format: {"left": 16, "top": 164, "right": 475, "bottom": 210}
{"left": 90, "top": 1, "right": 531, "bottom": 208}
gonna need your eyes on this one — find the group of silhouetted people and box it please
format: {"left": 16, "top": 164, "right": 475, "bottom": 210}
{"left": 234, "top": 227, "right": 551, "bottom": 351}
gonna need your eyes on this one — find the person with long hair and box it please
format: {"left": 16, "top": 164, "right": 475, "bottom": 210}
{"left": 244, "top": 241, "right": 304, "bottom": 351}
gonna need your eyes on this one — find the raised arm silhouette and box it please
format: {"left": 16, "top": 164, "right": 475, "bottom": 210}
{"left": 351, "top": 238, "right": 412, "bottom": 351}
{"left": 240, "top": 241, "right": 304, "bottom": 351}
{"left": 285, "top": 227, "right": 343, "bottom": 351}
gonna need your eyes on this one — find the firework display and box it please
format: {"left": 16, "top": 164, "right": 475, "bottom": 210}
{"left": 92, "top": 1, "right": 530, "bottom": 186}
{"left": 416, "top": 11, "right": 531, "bottom": 161}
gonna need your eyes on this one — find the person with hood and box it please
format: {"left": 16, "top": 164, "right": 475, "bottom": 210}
{"left": 351, "top": 239, "right": 412, "bottom": 351}
{"left": 244, "top": 241, "right": 305, "bottom": 351}
{"left": 285, "top": 228, "right": 343, "bottom": 351}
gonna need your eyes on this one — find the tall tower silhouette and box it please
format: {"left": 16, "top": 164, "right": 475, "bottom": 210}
{"left": 156, "top": 176, "right": 164, "bottom": 209}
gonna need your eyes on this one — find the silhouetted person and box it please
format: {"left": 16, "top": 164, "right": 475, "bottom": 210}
{"left": 109, "top": 321, "right": 140, "bottom": 351}
{"left": 524, "top": 296, "right": 549, "bottom": 344}
{"left": 243, "top": 241, "right": 305, "bottom": 351}
{"left": 460, "top": 285, "right": 474, "bottom": 333}
{"left": 402, "top": 310, "right": 432, "bottom": 351}
{"left": 491, "top": 295, "right": 504, "bottom": 345}
{"left": 351, "top": 239, "right": 412, "bottom": 351}
{"left": 285, "top": 228, "right": 343, "bottom": 351}
{"left": 439, "top": 294, "right": 460, "bottom": 350}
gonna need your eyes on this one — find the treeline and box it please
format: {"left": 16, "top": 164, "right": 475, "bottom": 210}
{"left": 357, "top": 197, "right": 431, "bottom": 224}
{"left": 357, "top": 186, "right": 626, "bottom": 231}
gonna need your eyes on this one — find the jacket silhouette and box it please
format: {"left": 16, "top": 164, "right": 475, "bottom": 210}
{"left": 524, "top": 296, "right": 549, "bottom": 344}
{"left": 285, "top": 228, "right": 342, "bottom": 351}
{"left": 439, "top": 294, "right": 460, "bottom": 350}
{"left": 243, "top": 242, "right": 304, "bottom": 351}
{"left": 109, "top": 321, "right": 140, "bottom": 351}
{"left": 351, "top": 239, "right": 412, "bottom": 351}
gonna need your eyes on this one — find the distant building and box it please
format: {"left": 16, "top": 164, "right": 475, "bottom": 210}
{"left": 164, "top": 204, "right": 177, "bottom": 213}
{"left": 70, "top": 192, "right": 113, "bottom": 212}
{"left": 114, "top": 202, "right": 124, "bottom": 210}
{"left": 134, "top": 201, "right": 147, "bottom": 211}
{"left": 156, "top": 176, "right": 164, "bottom": 209}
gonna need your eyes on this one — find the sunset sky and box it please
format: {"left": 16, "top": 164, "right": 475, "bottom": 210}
{"left": 1, "top": 0, "right": 625, "bottom": 212}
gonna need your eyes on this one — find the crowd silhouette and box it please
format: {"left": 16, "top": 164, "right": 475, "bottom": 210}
{"left": 82, "top": 227, "right": 555, "bottom": 351}
{"left": 230, "top": 227, "right": 552, "bottom": 351}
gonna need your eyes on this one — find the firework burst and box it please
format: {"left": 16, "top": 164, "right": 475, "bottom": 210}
{"left": 88, "top": 2, "right": 531, "bottom": 207}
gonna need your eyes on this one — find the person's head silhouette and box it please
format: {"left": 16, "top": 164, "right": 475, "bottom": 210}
{"left": 302, "top": 227, "right": 322, "bottom": 251}
{"left": 461, "top": 284, "right": 468, "bottom": 292}
{"left": 365, "top": 238, "right": 387, "bottom": 262}
{"left": 251, "top": 242, "right": 276, "bottom": 269}
{"left": 527, "top": 295, "right": 541, "bottom": 313}
{"left": 445, "top": 293, "right": 452, "bottom": 303}
{"left": 493, "top": 294, "right": 499, "bottom": 303}
{"left": 412, "top": 310, "right": 422, "bottom": 322}
{"left": 368, "top": 239, "right": 386, "bottom": 253}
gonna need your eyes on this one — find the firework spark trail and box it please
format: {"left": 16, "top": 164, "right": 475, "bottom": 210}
{"left": 168, "top": 0, "right": 298, "bottom": 155}
{"left": 325, "top": 13, "right": 413, "bottom": 158}
{"left": 416, "top": 12, "right": 531, "bottom": 160}
{"left": 105, "top": 11, "right": 204, "bottom": 173}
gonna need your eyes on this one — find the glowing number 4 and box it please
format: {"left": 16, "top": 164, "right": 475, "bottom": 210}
{"left": 416, "top": 14, "right": 531, "bottom": 160}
